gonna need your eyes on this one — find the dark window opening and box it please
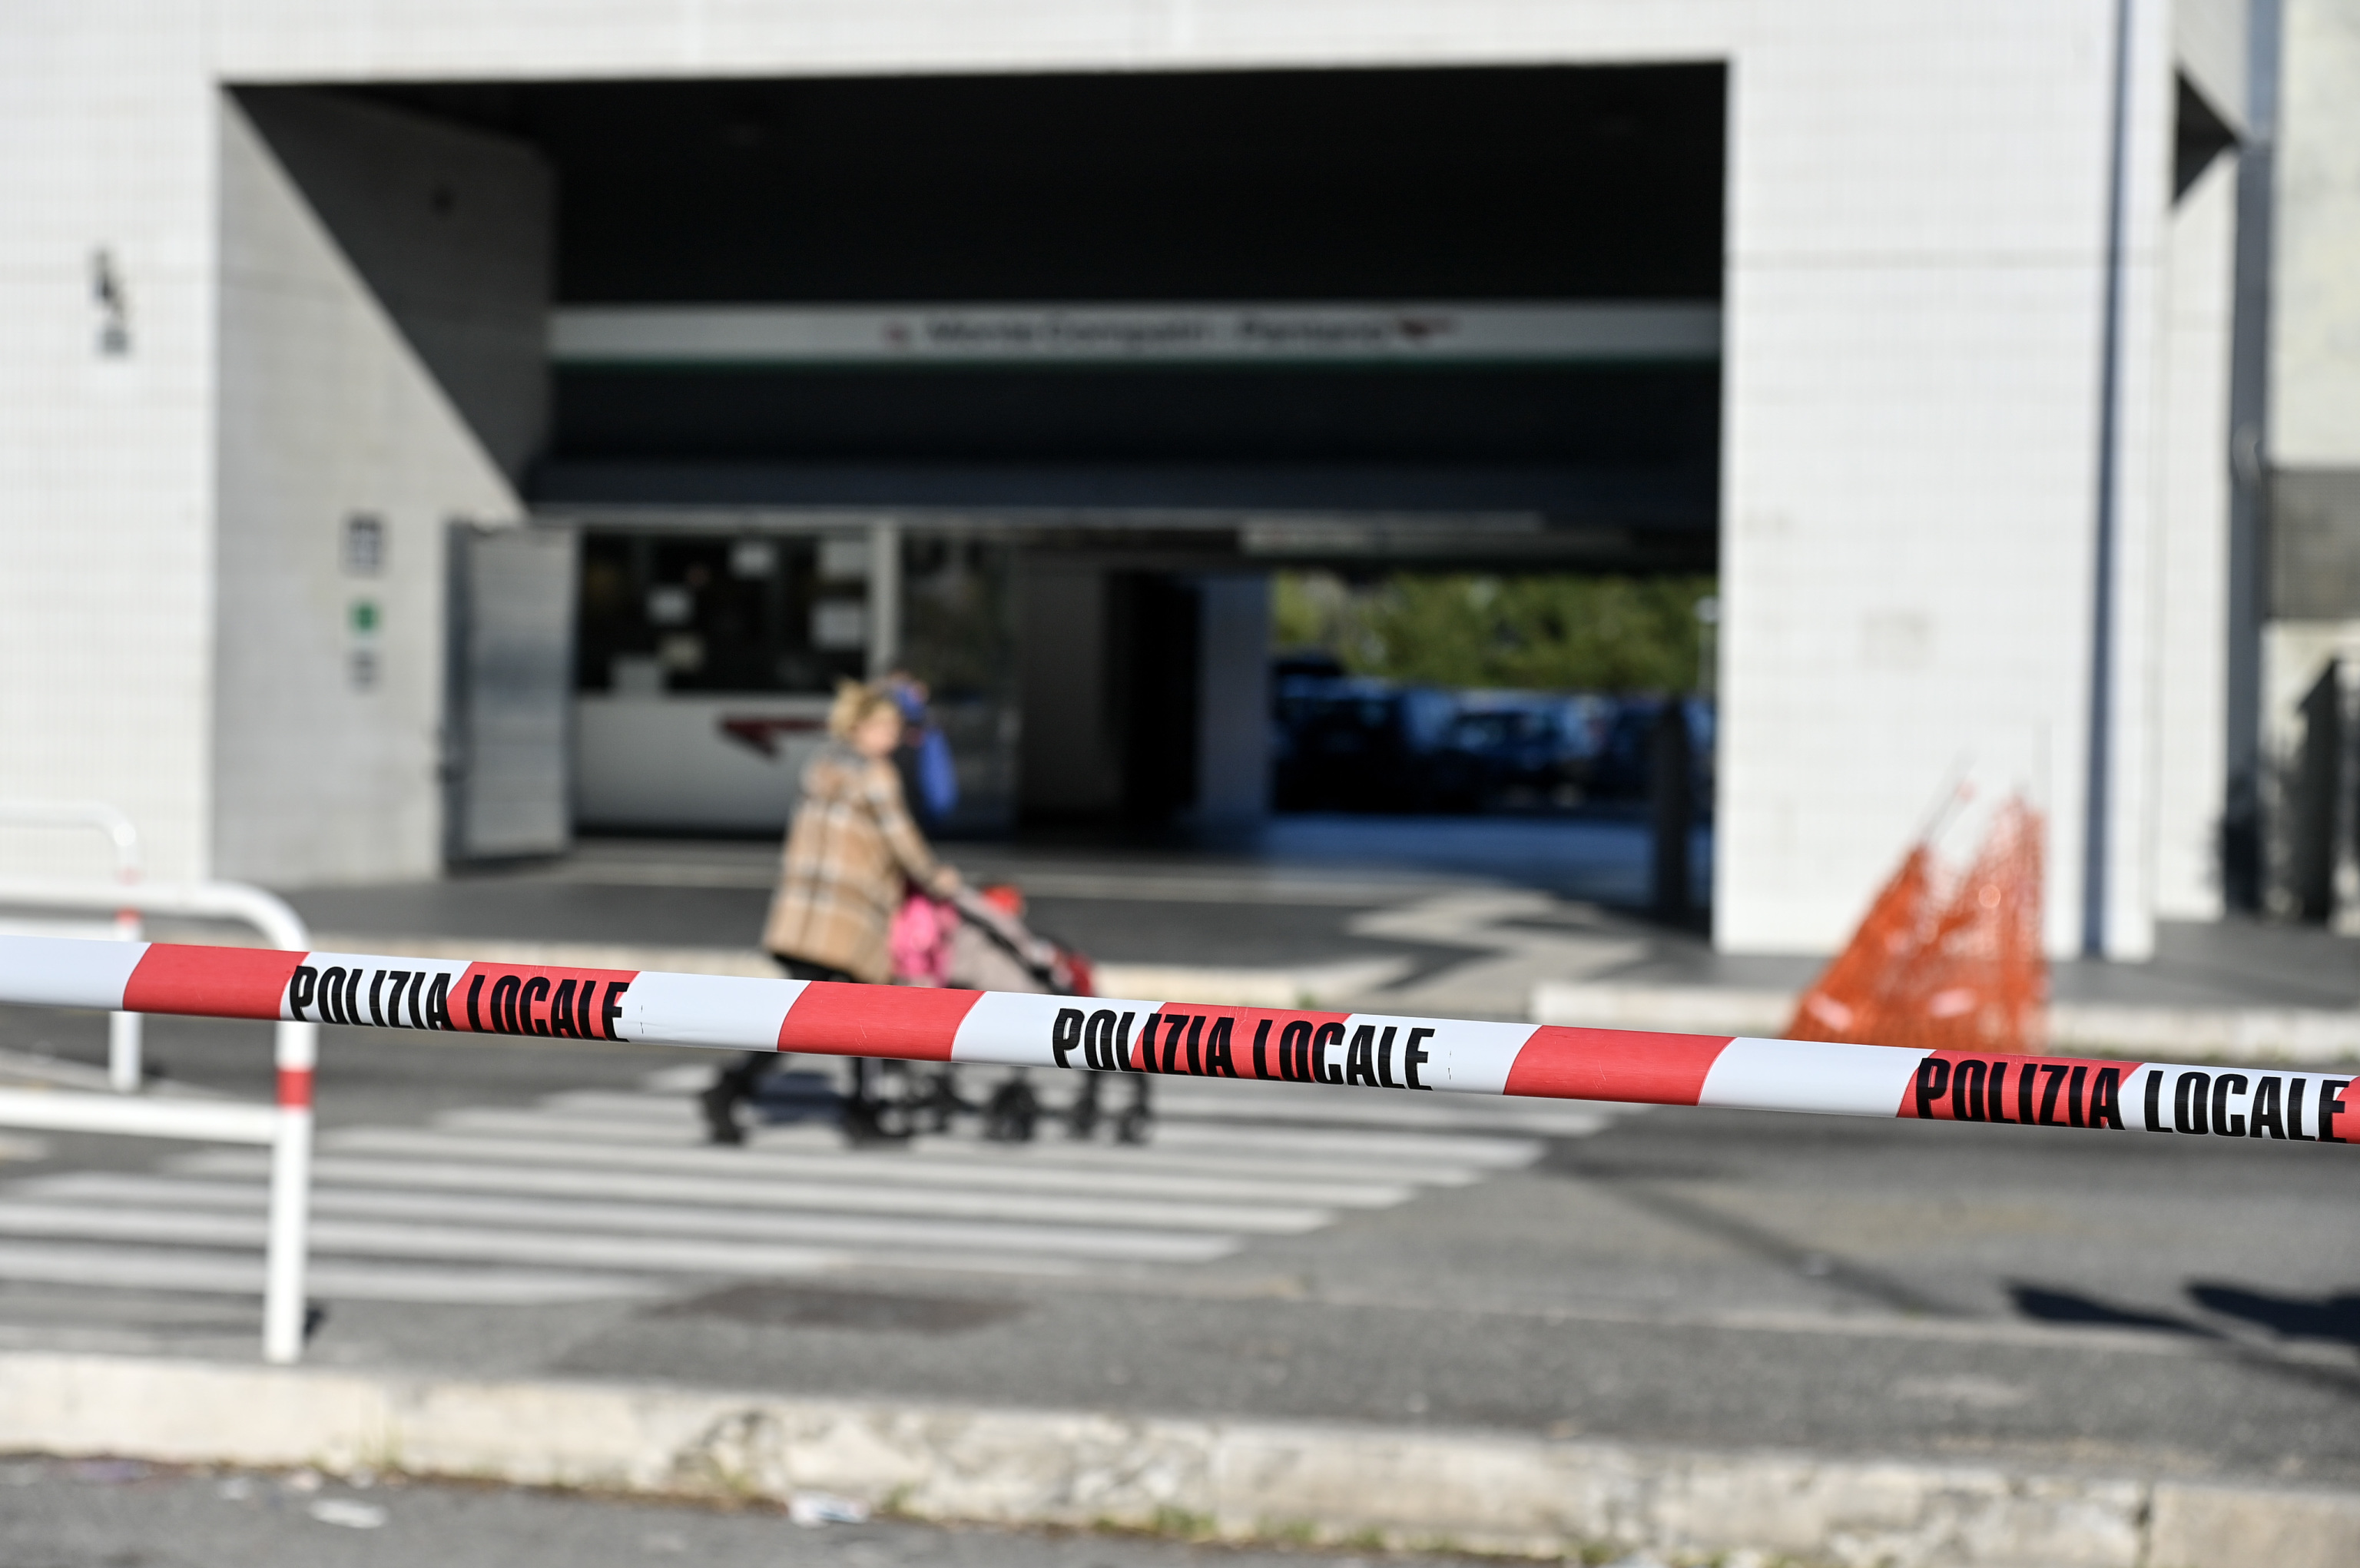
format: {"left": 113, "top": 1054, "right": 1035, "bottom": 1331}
{"left": 575, "top": 531, "right": 869, "bottom": 694}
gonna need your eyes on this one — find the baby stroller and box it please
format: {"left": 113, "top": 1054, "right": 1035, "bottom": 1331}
{"left": 891, "top": 884, "right": 1151, "bottom": 1145}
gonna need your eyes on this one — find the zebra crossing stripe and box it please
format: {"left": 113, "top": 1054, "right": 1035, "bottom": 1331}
{"left": 25, "top": 1174, "right": 1238, "bottom": 1263}
{"left": 0, "top": 1240, "right": 661, "bottom": 1304}
{"left": 182, "top": 1147, "right": 1342, "bottom": 1233}
{"left": 0, "top": 1056, "right": 1591, "bottom": 1306}
{"left": 400, "top": 1118, "right": 1435, "bottom": 1205}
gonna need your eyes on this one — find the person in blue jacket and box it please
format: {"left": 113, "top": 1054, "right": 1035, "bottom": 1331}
{"left": 887, "top": 671, "right": 960, "bottom": 827}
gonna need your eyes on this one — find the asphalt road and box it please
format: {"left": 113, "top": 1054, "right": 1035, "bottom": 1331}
{"left": 2, "top": 1004, "right": 2355, "bottom": 1488}
{"left": 0, "top": 1456, "right": 1459, "bottom": 1568}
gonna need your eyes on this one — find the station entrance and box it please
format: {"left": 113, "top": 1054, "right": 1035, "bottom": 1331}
{"left": 236, "top": 61, "right": 1725, "bottom": 847}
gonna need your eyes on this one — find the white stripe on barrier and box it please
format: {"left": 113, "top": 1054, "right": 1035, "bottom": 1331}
{"left": 0, "top": 934, "right": 144, "bottom": 1012}
{"left": 953, "top": 991, "right": 1147, "bottom": 1069}
{"left": 1342, "top": 1013, "right": 1537, "bottom": 1095}
{"left": 1699, "top": 1036, "right": 1926, "bottom": 1117}
{"left": 619, "top": 971, "right": 804, "bottom": 1049}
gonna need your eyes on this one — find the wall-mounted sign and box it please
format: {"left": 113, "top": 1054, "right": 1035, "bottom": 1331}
{"left": 550, "top": 301, "right": 1720, "bottom": 368}
{"left": 811, "top": 600, "right": 869, "bottom": 651}
{"left": 348, "top": 598, "right": 380, "bottom": 692}
{"left": 343, "top": 513, "right": 385, "bottom": 575}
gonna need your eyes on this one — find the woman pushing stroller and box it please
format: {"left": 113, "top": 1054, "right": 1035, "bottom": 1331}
{"left": 889, "top": 879, "right": 1146, "bottom": 1144}
{"left": 701, "top": 678, "right": 960, "bottom": 1145}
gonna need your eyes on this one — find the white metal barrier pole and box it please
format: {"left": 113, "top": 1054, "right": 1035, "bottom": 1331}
{"left": 106, "top": 807, "right": 144, "bottom": 1090}
{"left": 262, "top": 1015, "right": 317, "bottom": 1364}
{"left": 0, "top": 801, "right": 145, "bottom": 1092}
{"left": 159, "top": 881, "right": 317, "bottom": 1366}
{"left": 0, "top": 1089, "right": 276, "bottom": 1142}
{"left": 106, "top": 1003, "right": 142, "bottom": 1092}
{"left": 0, "top": 875, "right": 312, "bottom": 1364}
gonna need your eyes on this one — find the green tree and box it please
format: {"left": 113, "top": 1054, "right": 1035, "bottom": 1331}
{"left": 1274, "top": 571, "right": 1716, "bottom": 693}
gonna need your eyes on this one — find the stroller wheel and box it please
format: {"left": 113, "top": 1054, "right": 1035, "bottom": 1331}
{"left": 840, "top": 1058, "right": 917, "bottom": 1146}
{"left": 840, "top": 1096, "right": 913, "bottom": 1146}
{"left": 1113, "top": 1104, "right": 1152, "bottom": 1145}
{"left": 920, "top": 1067, "right": 966, "bottom": 1133}
{"left": 698, "top": 1084, "right": 745, "bottom": 1146}
{"left": 1066, "top": 1073, "right": 1102, "bottom": 1139}
{"left": 984, "top": 1077, "right": 1040, "bottom": 1143}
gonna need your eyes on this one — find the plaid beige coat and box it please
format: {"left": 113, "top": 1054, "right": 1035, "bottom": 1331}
{"left": 761, "top": 744, "right": 943, "bottom": 983}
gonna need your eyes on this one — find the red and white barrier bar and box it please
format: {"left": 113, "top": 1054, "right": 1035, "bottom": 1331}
{"left": 3, "top": 935, "right": 2352, "bottom": 1146}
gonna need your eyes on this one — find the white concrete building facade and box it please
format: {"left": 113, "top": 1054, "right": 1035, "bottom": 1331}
{"left": 0, "top": 0, "right": 2306, "bottom": 960}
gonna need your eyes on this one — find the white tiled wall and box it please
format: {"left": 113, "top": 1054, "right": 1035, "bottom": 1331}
{"left": 212, "top": 98, "right": 519, "bottom": 886}
{"left": 1719, "top": 1, "right": 2183, "bottom": 958}
{"left": 2177, "top": 0, "right": 2252, "bottom": 128}
{"left": 0, "top": 2, "right": 216, "bottom": 881}
{"left": 2273, "top": 0, "right": 2360, "bottom": 469}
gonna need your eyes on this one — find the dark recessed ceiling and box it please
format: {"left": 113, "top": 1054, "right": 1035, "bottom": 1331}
{"left": 346, "top": 64, "right": 1725, "bottom": 304}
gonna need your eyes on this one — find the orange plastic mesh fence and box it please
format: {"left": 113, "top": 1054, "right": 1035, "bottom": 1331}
{"left": 1785, "top": 798, "right": 2047, "bottom": 1054}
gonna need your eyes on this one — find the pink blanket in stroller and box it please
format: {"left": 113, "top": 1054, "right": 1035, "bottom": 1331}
{"left": 890, "top": 886, "right": 1091, "bottom": 996}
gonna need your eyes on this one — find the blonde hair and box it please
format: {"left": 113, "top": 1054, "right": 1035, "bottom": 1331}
{"left": 828, "top": 678, "right": 900, "bottom": 740}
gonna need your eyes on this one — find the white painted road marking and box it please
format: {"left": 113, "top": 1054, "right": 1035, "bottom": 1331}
{"left": 0, "top": 1065, "right": 1624, "bottom": 1306}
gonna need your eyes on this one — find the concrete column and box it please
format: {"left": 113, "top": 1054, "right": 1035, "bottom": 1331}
{"left": 2150, "top": 151, "right": 2240, "bottom": 920}
{"left": 2083, "top": 0, "right": 2182, "bottom": 962}
{"left": 1194, "top": 575, "right": 1271, "bottom": 829}
{"left": 1016, "top": 563, "right": 1122, "bottom": 820}
{"left": 867, "top": 520, "right": 902, "bottom": 678}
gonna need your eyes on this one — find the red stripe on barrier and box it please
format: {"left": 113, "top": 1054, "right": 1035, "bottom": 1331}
{"left": 277, "top": 1066, "right": 313, "bottom": 1109}
{"left": 122, "top": 943, "right": 303, "bottom": 1021}
{"left": 448, "top": 963, "right": 638, "bottom": 1039}
{"left": 1503, "top": 1026, "right": 1732, "bottom": 1106}
{"left": 1122, "top": 1006, "right": 1351, "bottom": 1079}
{"left": 777, "top": 981, "right": 978, "bottom": 1060}
{"left": 1898, "top": 1050, "right": 2139, "bottom": 1130}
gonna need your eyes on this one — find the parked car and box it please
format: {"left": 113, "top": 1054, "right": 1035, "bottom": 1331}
{"left": 1269, "top": 663, "right": 1713, "bottom": 817}
{"left": 1271, "top": 677, "right": 1453, "bottom": 811}
{"left": 1426, "top": 692, "right": 1611, "bottom": 811}
{"left": 1270, "top": 648, "right": 1346, "bottom": 682}
{"left": 1589, "top": 695, "right": 1715, "bottom": 813}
